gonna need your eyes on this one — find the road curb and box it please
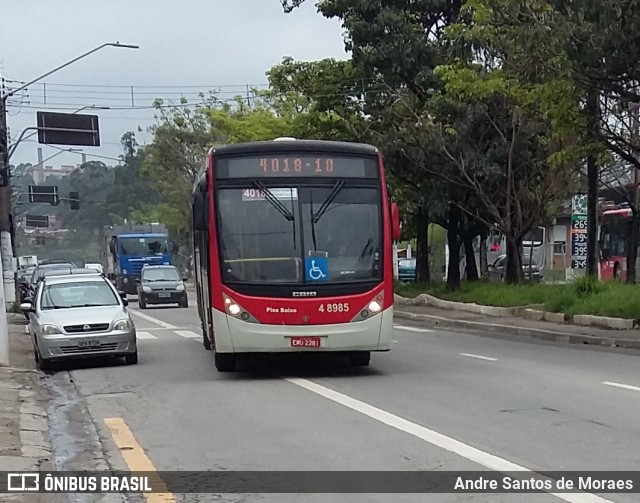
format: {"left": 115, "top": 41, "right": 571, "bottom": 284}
{"left": 394, "top": 293, "right": 638, "bottom": 330}
{"left": 394, "top": 310, "right": 640, "bottom": 351}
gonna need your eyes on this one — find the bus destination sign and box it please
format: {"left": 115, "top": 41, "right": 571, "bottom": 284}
{"left": 215, "top": 155, "right": 378, "bottom": 179}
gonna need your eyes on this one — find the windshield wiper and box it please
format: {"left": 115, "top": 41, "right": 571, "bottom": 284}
{"left": 43, "top": 305, "right": 71, "bottom": 310}
{"left": 69, "top": 304, "right": 108, "bottom": 308}
{"left": 312, "top": 181, "right": 345, "bottom": 224}
{"left": 252, "top": 181, "right": 295, "bottom": 222}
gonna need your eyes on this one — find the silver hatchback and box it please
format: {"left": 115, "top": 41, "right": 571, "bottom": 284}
{"left": 21, "top": 274, "right": 138, "bottom": 370}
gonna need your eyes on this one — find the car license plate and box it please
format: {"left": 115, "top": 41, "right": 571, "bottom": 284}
{"left": 78, "top": 339, "right": 100, "bottom": 348}
{"left": 158, "top": 292, "right": 171, "bottom": 298}
{"left": 290, "top": 336, "right": 321, "bottom": 348}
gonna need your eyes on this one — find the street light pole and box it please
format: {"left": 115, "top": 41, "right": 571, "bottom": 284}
{"left": 0, "top": 42, "right": 138, "bottom": 366}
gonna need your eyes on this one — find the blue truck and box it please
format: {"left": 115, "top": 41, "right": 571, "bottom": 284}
{"left": 102, "top": 223, "right": 173, "bottom": 296}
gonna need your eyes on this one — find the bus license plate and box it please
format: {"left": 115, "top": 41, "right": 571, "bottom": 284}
{"left": 290, "top": 336, "right": 321, "bottom": 348}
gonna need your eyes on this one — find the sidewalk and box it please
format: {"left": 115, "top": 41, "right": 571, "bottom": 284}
{"left": 395, "top": 304, "right": 640, "bottom": 350}
{"left": 0, "top": 313, "right": 54, "bottom": 484}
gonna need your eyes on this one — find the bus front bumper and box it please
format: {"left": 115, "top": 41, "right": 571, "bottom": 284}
{"left": 212, "top": 306, "right": 394, "bottom": 353}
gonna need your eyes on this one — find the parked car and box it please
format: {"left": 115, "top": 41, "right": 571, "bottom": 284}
{"left": 41, "top": 267, "right": 102, "bottom": 279}
{"left": 39, "top": 259, "right": 77, "bottom": 266}
{"left": 398, "top": 258, "right": 417, "bottom": 282}
{"left": 137, "top": 264, "right": 188, "bottom": 309}
{"left": 84, "top": 263, "right": 104, "bottom": 274}
{"left": 21, "top": 274, "right": 137, "bottom": 370}
{"left": 488, "top": 254, "right": 542, "bottom": 282}
{"left": 24, "top": 262, "right": 78, "bottom": 300}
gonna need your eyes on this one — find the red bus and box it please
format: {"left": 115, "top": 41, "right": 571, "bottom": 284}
{"left": 598, "top": 208, "right": 637, "bottom": 280}
{"left": 191, "top": 139, "right": 401, "bottom": 371}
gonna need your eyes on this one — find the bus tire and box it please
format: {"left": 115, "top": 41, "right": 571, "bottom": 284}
{"left": 350, "top": 351, "right": 371, "bottom": 367}
{"left": 214, "top": 352, "right": 237, "bottom": 371}
{"left": 202, "top": 330, "right": 212, "bottom": 350}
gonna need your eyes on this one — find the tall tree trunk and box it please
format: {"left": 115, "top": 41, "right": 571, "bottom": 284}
{"left": 463, "top": 232, "right": 479, "bottom": 281}
{"left": 586, "top": 90, "right": 599, "bottom": 278}
{"left": 479, "top": 228, "right": 489, "bottom": 279}
{"left": 446, "top": 206, "right": 462, "bottom": 291}
{"left": 505, "top": 236, "right": 523, "bottom": 284}
{"left": 626, "top": 212, "right": 638, "bottom": 284}
{"left": 414, "top": 205, "right": 430, "bottom": 282}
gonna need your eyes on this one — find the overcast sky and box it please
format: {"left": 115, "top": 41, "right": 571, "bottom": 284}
{"left": 0, "top": 0, "right": 348, "bottom": 167}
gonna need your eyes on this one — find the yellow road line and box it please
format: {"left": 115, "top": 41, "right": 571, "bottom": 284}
{"left": 104, "top": 417, "right": 176, "bottom": 503}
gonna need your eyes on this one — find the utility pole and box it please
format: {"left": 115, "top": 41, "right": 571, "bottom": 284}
{"left": 0, "top": 78, "right": 13, "bottom": 364}
{"left": 0, "top": 41, "right": 138, "bottom": 366}
{"left": 0, "top": 86, "right": 16, "bottom": 310}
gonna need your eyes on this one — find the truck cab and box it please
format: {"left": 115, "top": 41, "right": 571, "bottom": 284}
{"left": 103, "top": 224, "right": 173, "bottom": 296}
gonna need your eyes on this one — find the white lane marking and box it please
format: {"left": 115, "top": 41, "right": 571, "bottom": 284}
{"left": 603, "top": 381, "right": 640, "bottom": 393}
{"left": 286, "top": 378, "right": 612, "bottom": 503}
{"left": 140, "top": 327, "right": 190, "bottom": 331}
{"left": 129, "top": 309, "right": 176, "bottom": 329}
{"left": 394, "top": 325, "right": 434, "bottom": 333}
{"left": 460, "top": 353, "right": 498, "bottom": 362}
{"left": 174, "top": 330, "right": 200, "bottom": 339}
{"left": 392, "top": 340, "right": 399, "bottom": 343}
{"left": 136, "top": 331, "right": 158, "bottom": 340}
{"left": 24, "top": 326, "right": 29, "bottom": 334}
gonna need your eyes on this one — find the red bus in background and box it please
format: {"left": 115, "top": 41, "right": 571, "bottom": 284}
{"left": 191, "top": 139, "right": 401, "bottom": 372}
{"left": 599, "top": 208, "right": 638, "bottom": 280}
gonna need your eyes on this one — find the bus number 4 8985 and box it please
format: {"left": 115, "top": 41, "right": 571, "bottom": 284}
{"left": 319, "top": 303, "right": 350, "bottom": 313}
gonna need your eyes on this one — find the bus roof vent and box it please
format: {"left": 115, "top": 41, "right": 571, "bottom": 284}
{"left": 273, "top": 137, "right": 297, "bottom": 142}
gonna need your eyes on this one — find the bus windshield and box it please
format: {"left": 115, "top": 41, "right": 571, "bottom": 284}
{"left": 216, "top": 184, "right": 382, "bottom": 284}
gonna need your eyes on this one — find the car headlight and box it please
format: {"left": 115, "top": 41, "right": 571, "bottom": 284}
{"left": 142, "top": 286, "right": 151, "bottom": 293}
{"left": 39, "top": 324, "right": 62, "bottom": 336}
{"left": 176, "top": 284, "right": 185, "bottom": 292}
{"left": 113, "top": 318, "right": 133, "bottom": 331}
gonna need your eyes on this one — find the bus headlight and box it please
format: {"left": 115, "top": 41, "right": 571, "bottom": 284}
{"left": 351, "top": 292, "right": 385, "bottom": 322}
{"left": 368, "top": 300, "right": 382, "bottom": 313}
{"left": 123, "top": 269, "right": 128, "bottom": 275}
{"left": 222, "top": 293, "right": 261, "bottom": 323}
{"left": 224, "top": 297, "right": 241, "bottom": 316}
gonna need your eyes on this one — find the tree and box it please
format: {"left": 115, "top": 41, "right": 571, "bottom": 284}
{"left": 263, "top": 57, "right": 368, "bottom": 142}
{"left": 141, "top": 96, "right": 292, "bottom": 247}
{"left": 432, "top": 0, "right": 587, "bottom": 282}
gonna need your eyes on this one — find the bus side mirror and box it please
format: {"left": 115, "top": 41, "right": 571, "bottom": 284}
{"left": 391, "top": 202, "right": 401, "bottom": 240}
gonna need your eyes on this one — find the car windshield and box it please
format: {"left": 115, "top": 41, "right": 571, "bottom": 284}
{"left": 216, "top": 184, "right": 382, "bottom": 284}
{"left": 119, "top": 237, "right": 168, "bottom": 256}
{"left": 399, "top": 259, "right": 415, "bottom": 267}
{"left": 40, "top": 281, "right": 120, "bottom": 310}
{"left": 142, "top": 267, "right": 180, "bottom": 281}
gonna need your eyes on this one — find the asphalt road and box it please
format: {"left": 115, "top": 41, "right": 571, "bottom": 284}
{"left": 42, "top": 292, "right": 640, "bottom": 503}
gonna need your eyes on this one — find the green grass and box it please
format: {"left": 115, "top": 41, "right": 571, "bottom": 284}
{"left": 395, "top": 277, "right": 640, "bottom": 320}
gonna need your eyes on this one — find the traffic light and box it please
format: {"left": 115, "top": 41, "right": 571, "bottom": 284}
{"left": 69, "top": 191, "right": 79, "bottom": 210}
